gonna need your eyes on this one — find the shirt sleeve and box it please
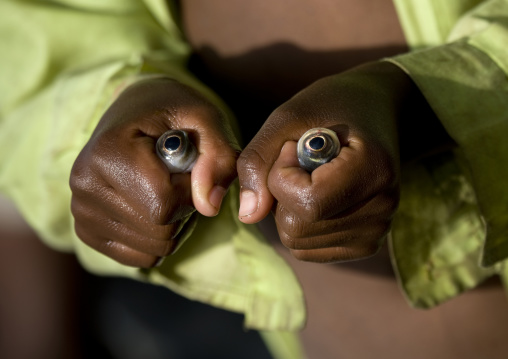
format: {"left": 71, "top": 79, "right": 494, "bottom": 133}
{"left": 0, "top": 0, "right": 306, "bottom": 333}
{"left": 385, "top": 0, "right": 508, "bottom": 307}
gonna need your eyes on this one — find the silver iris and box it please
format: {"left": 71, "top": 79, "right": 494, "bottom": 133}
{"left": 297, "top": 128, "right": 340, "bottom": 172}
{"left": 156, "top": 130, "right": 198, "bottom": 173}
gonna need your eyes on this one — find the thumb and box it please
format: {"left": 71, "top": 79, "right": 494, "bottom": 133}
{"left": 237, "top": 121, "right": 293, "bottom": 224}
{"left": 191, "top": 128, "right": 240, "bottom": 217}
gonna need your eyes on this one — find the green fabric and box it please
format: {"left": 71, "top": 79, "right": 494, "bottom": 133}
{"left": 0, "top": 0, "right": 306, "bottom": 337}
{"left": 389, "top": 0, "right": 508, "bottom": 307}
{"left": 2, "top": 0, "right": 508, "bottom": 355}
{"left": 259, "top": 330, "right": 306, "bottom": 359}
{"left": 389, "top": 152, "right": 500, "bottom": 307}
{"left": 392, "top": 0, "right": 484, "bottom": 49}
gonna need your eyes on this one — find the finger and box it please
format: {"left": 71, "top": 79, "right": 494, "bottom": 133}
{"left": 71, "top": 198, "right": 182, "bottom": 256}
{"left": 278, "top": 228, "right": 361, "bottom": 251}
{"left": 273, "top": 193, "right": 397, "bottom": 243}
{"left": 289, "top": 238, "right": 385, "bottom": 263}
{"left": 72, "top": 171, "right": 194, "bottom": 240}
{"left": 278, "top": 219, "right": 391, "bottom": 251}
{"left": 189, "top": 125, "right": 239, "bottom": 217}
{"left": 74, "top": 222, "right": 162, "bottom": 268}
{"left": 237, "top": 119, "right": 297, "bottom": 224}
{"left": 268, "top": 140, "right": 396, "bottom": 222}
{"left": 151, "top": 84, "right": 242, "bottom": 217}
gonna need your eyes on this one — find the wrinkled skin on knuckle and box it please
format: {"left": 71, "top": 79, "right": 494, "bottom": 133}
{"left": 274, "top": 184, "right": 325, "bottom": 224}
{"left": 148, "top": 191, "right": 194, "bottom": 226}
{"left": 70, "top": 148, "right": 102, "bottom": 195}
{"left": 69, "top": 160, "right": 86, "bottom": 194}
{"left": 279, "top": 211, "right": 390, "bottom": 261}
{"left": 112, "top": 251, "right": 158, "bottom": 268}
{"left": 275, "top": 208, "right": 307, "bottom": 240}
{"left": 293, "top": 191, "right": 324, "bottom": 223}
{"left": 69, "top": 197, "right": 95, "bottom": 226}
{"left": 91, "top": 236, "right": 158, "bottom": 268}
{"left": 289, "top": 248, "right": 348, "bottom": 263}
{"left": 237, "top": 146, "right": 267, "bottom": 181}
{"left": 275, "top": 204, "right": 324, "bottom": 240}
{"left": 289, "top": 249, "right": 315, "bottom": 262}
{"left": 122, "top": 228, "right": 177, "bottom": 257}
{"left": 290, "top": 240, "right": 383, "bottom": 264}
{"left": 145, "top": 222, "right": 180, "bottom": 242}
{"left": 273, "top": 92, "right": 329, "bottom": 129}
{"left": 278, "top": 231, "right": 296, "bottom": 249}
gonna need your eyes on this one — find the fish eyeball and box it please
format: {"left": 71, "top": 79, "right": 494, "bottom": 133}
{"left": 297, "top": 128, "right": 340, "bottom": 172}
{"left": 156, "top": 130, "right": 197, "bottom": 173}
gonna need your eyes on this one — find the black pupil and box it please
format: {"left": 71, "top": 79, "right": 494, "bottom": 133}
{"left": 309, "top": 136, "right": 325, "bottom": 150}
{"left": 164, "top": 136, "right": 181, "bottom": 151}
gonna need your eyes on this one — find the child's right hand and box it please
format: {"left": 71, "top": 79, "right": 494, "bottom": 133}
{"left": 69, "top": 78, "right": 240, "bottom": 268}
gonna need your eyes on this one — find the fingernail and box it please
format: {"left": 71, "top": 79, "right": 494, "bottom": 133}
{"left": 209, "top": 185, "right": 227, "bottom": 213}
{"left": 239, "top": 190, "right": 258, "bottom": 218}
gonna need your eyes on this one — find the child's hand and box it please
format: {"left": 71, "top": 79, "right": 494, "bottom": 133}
{"left": 70, "top": 78, "right": 239, "bottom": 268}
{"left": 237, "top": 62, "right": 413, "bottom": 263}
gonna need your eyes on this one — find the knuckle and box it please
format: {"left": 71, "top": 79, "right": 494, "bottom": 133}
{"left": 293, "top": 194, "right": 323, "bottom": 223}
{"left": 69, "top": 162, "right": 91, "bottom": 194}
{"left": 290, "top": 249, "right": 320, "bottom": 263}
{"left": 276, "top": 188, "right": 324, "bottom": 223}
{"left": 149, "top": 196, "right": 194, "bottom": 225}
{"left": 99, "top": 239, "right": 158, "bottom": 268}
{"left": 278, "top": 231, "right": 297, "bottom": 249}
{"left": 276, "top": 210, "right": 310, "bottom": 239}
{"left": 270, "top": 105, "right": 300, "bottom": 125}
{"left": 143, "top": 180, "right": 178, "bottom": 224}
{"left": 237, "top": 146, "right": 266, "bottom": 175}
{"left": 150, "top": 222, "right": 181, "bottom": 242}
{"left": 70, "top": 157, "right": 108, "bottom": 197}
{"left": 149, "top": 197, "right": 174, "bottom": 225}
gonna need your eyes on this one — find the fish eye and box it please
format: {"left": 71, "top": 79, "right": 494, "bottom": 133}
{"left": 307, "top": 136, "right": 326, "bottom": 151}
{"left": 164, "top": 135, "right": 182, "bottom": 152}
{"left": 156, "top": 130, "right": 197, "bottom": 173}
{"left": 297, "top": 128, "right": 340, "bottom": 172}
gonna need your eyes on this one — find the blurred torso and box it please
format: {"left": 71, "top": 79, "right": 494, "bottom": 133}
{"left": 182, "top": 2, "right": 508, "bottom": 358}
{"left": 182, "top": 0, "right": 407, "bottom": 139}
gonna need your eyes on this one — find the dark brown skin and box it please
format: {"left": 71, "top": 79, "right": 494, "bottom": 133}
{"left": 238, "top": 61, "right": 411, "bottom": 262}
{"left": 70, "top": 61, "right": 445, "bottom": 267}
{"left": 70, "top": 1, "right": 451, "bottom": 267}
{"left": 70, "top": 78, "right": 239, "bottom": 267}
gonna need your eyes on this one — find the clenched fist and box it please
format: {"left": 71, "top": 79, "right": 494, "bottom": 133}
{"left": 238, "top": 61, "right": 431, "bottom": 263}
{"left": 70, "top": 78, "right": 240, "bottom": 268}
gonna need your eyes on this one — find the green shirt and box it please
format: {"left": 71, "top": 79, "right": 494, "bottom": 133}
{"left": 389, "top": 0, "right": 508, "bottom": 307}
{"left": 1, "top": 1, "right": 507, "bottom": 357}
